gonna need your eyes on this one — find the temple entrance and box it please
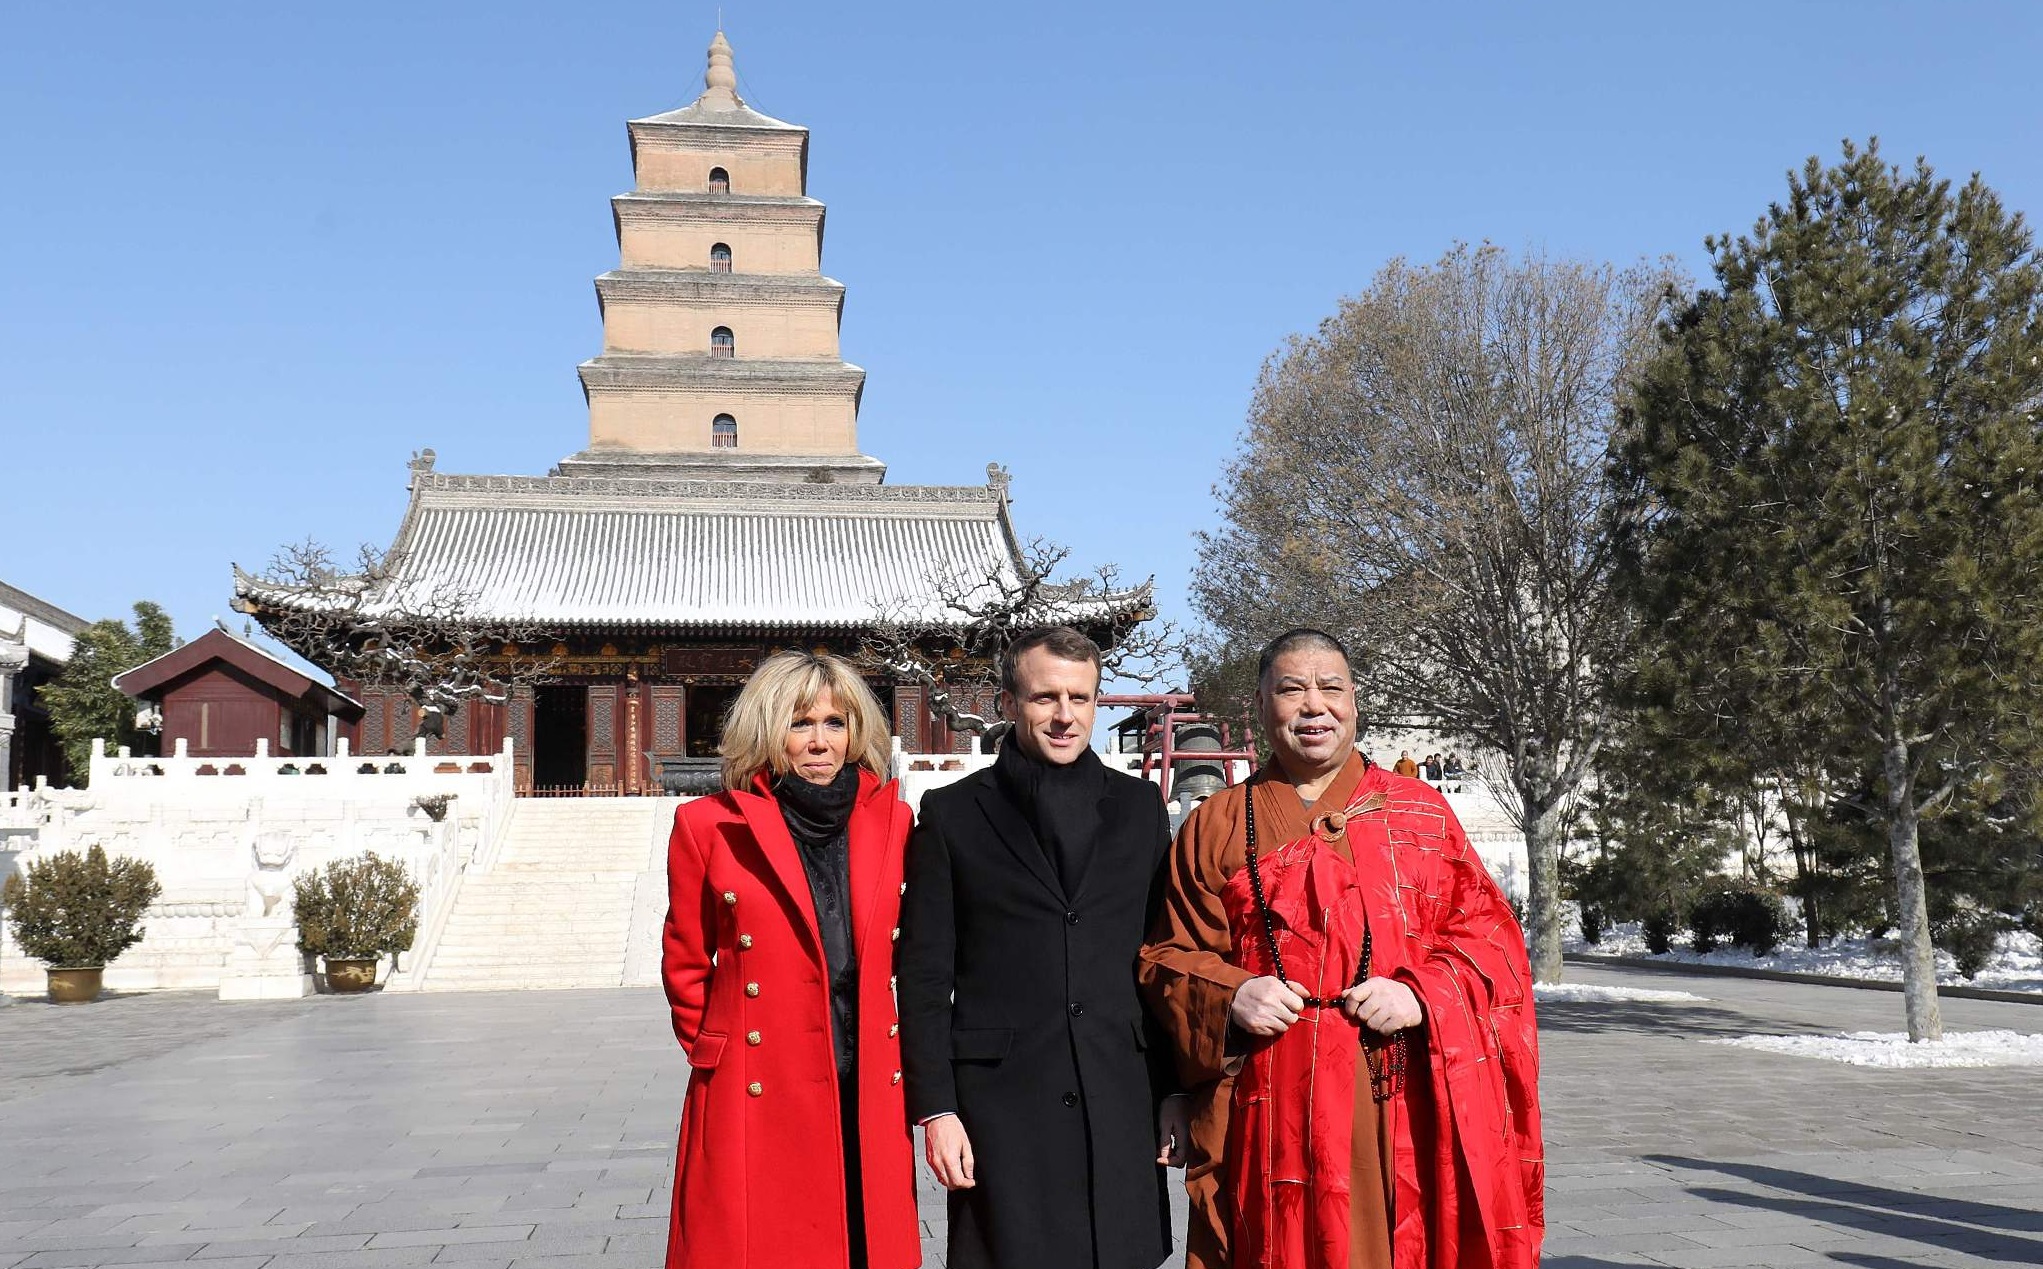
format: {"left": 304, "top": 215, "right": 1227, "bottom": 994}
{"left": 685, "top": 684, "right": 739, "bottom": 757}
{"left": 533, "top": 684, "right": 588, "bottom": 792}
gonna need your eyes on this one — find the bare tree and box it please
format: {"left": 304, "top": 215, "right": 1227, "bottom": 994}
{"left": 1193, "top": 244, "right": 1681, "bottom": 981}
{"left": 236, "top": 540, "right": 559, "bottom": 739}
{"left": 859, "top": 536, "right": 1177, "bottom": 741}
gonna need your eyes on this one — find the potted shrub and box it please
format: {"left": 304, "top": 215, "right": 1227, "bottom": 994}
{"left": 293, "top": 852, "right": 421, "bottom": 993}
{"left": 1, "top": 845, "right": 162, "bottom": 1003}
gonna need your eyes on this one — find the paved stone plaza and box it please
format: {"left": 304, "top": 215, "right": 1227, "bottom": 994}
{"left": 2, "top": 965, "right": 2038, "bottom": 1269}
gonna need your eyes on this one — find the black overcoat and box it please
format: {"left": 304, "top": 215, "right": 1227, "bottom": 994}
{"left": 897, "top": 763, "right": 1176, "bottom": 1269}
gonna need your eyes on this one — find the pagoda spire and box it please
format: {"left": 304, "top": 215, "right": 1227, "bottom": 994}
{"left": 699, "top": 30, "right": 741, "bottom": 110}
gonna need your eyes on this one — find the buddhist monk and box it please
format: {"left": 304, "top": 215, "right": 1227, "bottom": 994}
{"left": 1139, "top": 628, "right": 1543, "bottom": 1269}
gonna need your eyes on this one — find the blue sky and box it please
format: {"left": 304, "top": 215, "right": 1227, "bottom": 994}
{"left": 4, "top": 1, "right": 2040, "bottom": 669}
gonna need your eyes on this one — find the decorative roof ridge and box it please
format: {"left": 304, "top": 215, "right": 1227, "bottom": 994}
{"left": 595, "top": 268, "right": 845, "bottom": 289}
{"left": 409, "top": 470, "right": 1007, "bottom": 508}
{"left": 579, "top": 353, "right": 865, "bottom": 370}
{"left": 608, "top": 189, "right": 825, "bottom": 206}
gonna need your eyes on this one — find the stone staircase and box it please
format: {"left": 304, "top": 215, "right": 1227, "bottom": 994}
{"left": 416, "top": 797, "right": 677, "bottom": 992}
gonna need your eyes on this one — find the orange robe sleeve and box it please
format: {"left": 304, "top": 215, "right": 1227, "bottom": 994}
{"left": 1137, "top": 789, "right": 1254, "bottom": 1086}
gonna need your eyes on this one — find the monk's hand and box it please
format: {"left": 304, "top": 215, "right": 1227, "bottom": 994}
{"left": 1156, "top": 1094, "right": 1192, "bottom": 1167}
{"left": 1340, "top": 976, "right": 1422, "bottom": 1035}
{"left": 923, "top": 1113, "right": 976, "bottom": 1190}
{"left": 1229, "top": 976, "right": 1308, "bottom": 1036}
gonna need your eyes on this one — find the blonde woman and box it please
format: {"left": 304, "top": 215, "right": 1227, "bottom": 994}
{"left": 661, "top": 651, "right": 918, "bottom": 1269}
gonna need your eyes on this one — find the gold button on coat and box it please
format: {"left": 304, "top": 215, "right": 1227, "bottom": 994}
{"left": 746, "top": 1031, "right": 762, "bottom": 1045}
{"left": 890, "top": 927, "right": 900, "bottom": 942}
{"left": 738, "top": 934, "right": 753, "bottom": 949}
{"left": 745, "top": 982, "right": 761, "bottom": 997}
{"left": 747, "top": 1082, "right": 763, "bottom": 1097}
{"left": 891, "top": 1071, "right": 902, "bottom": 1085}
{"left": 888, "top": 1023, "right": 899, "bottom": 1037}
{"left": 722, "top": 891, "right": 738, "bottom": 906}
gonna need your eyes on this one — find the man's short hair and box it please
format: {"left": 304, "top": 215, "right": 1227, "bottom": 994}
{"left": 1000, "top": 626, "right": 1103, "bottom": 695}
{"left": 1255, "top": 627, "right": 1352, "bottom": 685}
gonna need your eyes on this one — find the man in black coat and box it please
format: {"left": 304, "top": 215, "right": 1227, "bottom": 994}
{"left": 897, "top": 626, "right": 1182, "bottom": 1269}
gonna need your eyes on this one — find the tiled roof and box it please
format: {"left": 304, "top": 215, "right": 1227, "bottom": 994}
{"left": 234, "top": 472, "right": 1145, "bottom": 634}
{"left": 113, "top": 627, "right": 363, "bottom": 715}
{"left": 0, "top": 580, "right": 90, "bottom": 663}
{"left": 632, "top": 99, "right": 804, "bottom": 132}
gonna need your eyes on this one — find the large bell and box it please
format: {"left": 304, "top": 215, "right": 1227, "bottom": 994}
{"left": 1172, "top": 722, "right": 1226, "bottom": 812}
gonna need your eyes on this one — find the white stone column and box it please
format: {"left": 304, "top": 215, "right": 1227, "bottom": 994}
{"left": 0, "top": 636, "right": 28, "bottom": 793}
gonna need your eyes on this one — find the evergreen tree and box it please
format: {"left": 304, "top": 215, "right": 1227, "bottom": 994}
{"left": 1614, "top": 141, "right": 2043, "bottom": 1040}
{"left": 41, "top": 602, "right": 177, "bottom": 780}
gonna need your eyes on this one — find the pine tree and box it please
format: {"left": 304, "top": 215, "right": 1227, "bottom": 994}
{"left": 1615, "top": 141, "right": 2043, "bottom": 1040}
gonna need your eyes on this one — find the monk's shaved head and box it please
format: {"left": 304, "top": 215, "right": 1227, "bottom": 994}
{"left": 1255, "top": 628, "right": 1351, "bottom": 686}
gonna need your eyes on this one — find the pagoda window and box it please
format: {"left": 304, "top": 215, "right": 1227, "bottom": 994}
{"left": 710, "top": 242, "right": 732, "bottom": 273}
{"left": 709, "top": 166, "right": 730, "bottom": 194}
{"left": 711, "top": 326, "right": 735, "bottom": 358}
{"left": 713, "top": 414, "right": 739, "bottom": 448}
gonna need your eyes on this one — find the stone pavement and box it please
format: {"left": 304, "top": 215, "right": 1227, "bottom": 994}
{"left": 1, "top": 966, "right": 2038, "bottom": 1269}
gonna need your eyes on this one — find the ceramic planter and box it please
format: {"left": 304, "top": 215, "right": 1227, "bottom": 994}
{"left": 324, "top": 956, "right": 380, "bottom": 993}
{"left": 46, "top": 967, "right": 104, "bottom": 1004}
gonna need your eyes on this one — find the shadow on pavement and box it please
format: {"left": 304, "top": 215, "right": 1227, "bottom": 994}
{"left": 1647, "top": 1155, "right": 2043, "bottom": 1263}
{"left": 1534, "top": 1000, "right": 1794, "bottom": 1040}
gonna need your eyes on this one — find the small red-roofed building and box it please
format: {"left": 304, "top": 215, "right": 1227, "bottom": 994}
{"left": 113, "top": 627, "right": 363, "bottom": 759}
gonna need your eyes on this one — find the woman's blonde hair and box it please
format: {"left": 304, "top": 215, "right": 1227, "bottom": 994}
{"left": 718, "top": 650, "right": 893, "bottom": 791}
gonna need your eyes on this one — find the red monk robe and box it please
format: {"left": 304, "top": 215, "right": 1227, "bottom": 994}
{"left": 1140, "top": 755, "right": 1543, "bottom": 1269}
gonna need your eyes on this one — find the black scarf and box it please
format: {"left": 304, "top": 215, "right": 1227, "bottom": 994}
{"left": 993, "top": 736, "right": 1105, "bottom": 897}
{"left": 773, "top": 763, "right": 861, "bottom": 1078}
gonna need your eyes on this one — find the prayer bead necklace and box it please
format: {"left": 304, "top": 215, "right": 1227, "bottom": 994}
{"left": 1241, "top": 788, "right": 1407, "bottom": 1102}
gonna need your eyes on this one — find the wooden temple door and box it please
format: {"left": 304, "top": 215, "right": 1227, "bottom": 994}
{"left": 648, "top": 684, "right": 685, "bottom": 788}
{"left": 585, "top": 684, "right": 620, "bottom": 793}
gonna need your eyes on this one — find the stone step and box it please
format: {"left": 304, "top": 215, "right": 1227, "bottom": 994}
{"left": 430, "top": 948, "right": 631, "bottom": 963}
{"left": 411, "top": 798, "right": 675, "bottom": 991}
{"left": 423, "top": 974, "right": 628, "bottom": 989}
{"left": 466, "top": 873, "right": 642, "bottom": 884}
{"left": 442, "top": 908, "right": 634, "bottom": 919}
{"left": 437, "top": 924, "right": 632, "bottom": 937}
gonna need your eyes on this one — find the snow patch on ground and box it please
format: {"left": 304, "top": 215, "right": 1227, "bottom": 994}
{"left": 1568, "top": 925, "right": 2043, "bottom": 994}
{"left": 1535, "top": 982, "right": 1707, "bottom": 1004}
{"left": 1706, "top": 1029, "right": 2043, "bottom": 1068}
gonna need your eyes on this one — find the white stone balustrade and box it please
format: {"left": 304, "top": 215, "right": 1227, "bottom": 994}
{"left": 0, "top": 737, "right": 518, "bottom": 999}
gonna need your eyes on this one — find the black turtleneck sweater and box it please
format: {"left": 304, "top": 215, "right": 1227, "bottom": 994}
{"left": 992, "top": 735, "right": 1106, "bottom": 895}
{"left": 773, "top": 764, "right": 860, "bottom": 1079}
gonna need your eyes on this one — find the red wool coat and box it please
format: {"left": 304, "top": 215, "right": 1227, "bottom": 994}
{"left": 662, "top": 769, "right": 920, "bottom": 1269}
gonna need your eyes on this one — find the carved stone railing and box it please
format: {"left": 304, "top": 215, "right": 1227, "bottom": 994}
{"left": 0, "top": 737, "right": 519, "bottom": 999}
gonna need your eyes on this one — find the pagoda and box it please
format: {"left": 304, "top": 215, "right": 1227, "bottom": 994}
{"left": 237, "top": 33, "right": 1145, "bottom": 794}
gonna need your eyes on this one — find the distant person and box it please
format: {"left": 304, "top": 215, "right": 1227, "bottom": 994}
{"left": 1423, "top": 753, "right": 1443, "bottom": 782}
{"left": 661, "top": 651, "right": 919, "bottom": 1269}
{"left": 899, "top": 625, "right": 1179, "bottom": 1269}
{"left": 1393, "top": 750, "right": 1419, "bottom": 779}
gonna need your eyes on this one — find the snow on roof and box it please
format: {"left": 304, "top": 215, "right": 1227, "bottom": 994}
{"left": 233, "top": 471, "right": 1147, "bottom": 634}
